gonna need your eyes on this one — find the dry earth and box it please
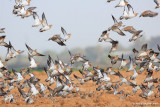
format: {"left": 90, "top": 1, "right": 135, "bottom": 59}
{"left": 1, "top": 70, "right": 160, "bottom": 107}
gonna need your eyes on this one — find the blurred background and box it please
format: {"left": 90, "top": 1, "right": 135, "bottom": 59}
{"left": 0, "top": 0, "right": 160, "bottom": 69}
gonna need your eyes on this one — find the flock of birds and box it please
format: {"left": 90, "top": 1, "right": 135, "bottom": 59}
{"left": 0, "top": 0, "right": 160, "bottom": 104}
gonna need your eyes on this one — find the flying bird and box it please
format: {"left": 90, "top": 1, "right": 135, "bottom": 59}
{"left": 98, "top": 30, "right": 113, "bottom": 42}
{"left": 120, "top": 4, "right": 138, "bottom": 20}
{"left": 28, "top": 53, "right": 39, "bottom": 69}
{"left": 0, "top": 36, "right": 10, "bottom": 48}
{"left": 109, "top": 40, "right": 119, "bottom": 53}
{"left": 140, "top": 10, "right": 158, "bottom": 18}
{"left": 48, "top": 35, "right": 66, "bottom": 46}
{"left": 61, "top": 27, "right": 71, "bottom": 42}
{"left": 154, "top": 0, "right": 160, "bottom": 9}
{"left": 40, "top": 13, "right": 52, "bottom": 32}
{"left": 25, "top": 44, "right": 45, "bottom": 57}
{"left": 115, "top": 0, "right": 128, "bottom": 8}
{"left": 32, "top": 12, "right": 42, "bottom": 27}
{"left": 0, "top": 28, "right": 5, "bottom": 33}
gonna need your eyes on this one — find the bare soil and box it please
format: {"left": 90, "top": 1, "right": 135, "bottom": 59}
{"left": 1, "top": 70, "right": 160, "bottom": 107}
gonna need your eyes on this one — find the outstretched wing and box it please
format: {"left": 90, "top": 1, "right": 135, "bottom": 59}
{"left": 112, "top": 15, "right": 118, "bottom": 24}
{"left": 42, "top": 13, "right": 48, "bottom": 27}
{"left": 141, "top": 44, "right": 147, "bottom": 51}
{"left": 127, "top": 4, "right": 134, "bottom": 15}
{"left": 25, "top": 44, "right": 33, "bottom": 54}
{"left": 61, "top": 27, "right": 67, "bottom": 37}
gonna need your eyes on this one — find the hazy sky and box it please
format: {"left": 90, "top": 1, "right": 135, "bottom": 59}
{"left": 0, "top": 0, "right": 160, "bottom": 55}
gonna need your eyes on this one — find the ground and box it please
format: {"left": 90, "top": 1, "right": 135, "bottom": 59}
{"left": 1, "top": 70, "right": 160, "bottom": 107}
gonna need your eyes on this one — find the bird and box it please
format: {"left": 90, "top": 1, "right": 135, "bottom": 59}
{"left": 61, "top": 27, "right": 71, "bottom": 42}
{"left": 0, "top": 36, "right": 10, "bottom": 48}
{"left": 115, "top": 71, "right": 131, "bottom": 86}
{"left": 109, "top": 40, "right": 119, "bottom": 53}
{"left": 140, "top": 84, "right": 154, "bottom": 98}
{"left": 100, "top": 70, "right": 111, "bottom": 83}
{"left": 148, "top": 50, "right": 160, "bottom": 62}
{"left": 127, "top": 56, "right": 135, "bottom": 72}
{"left": 13, "top": 5, "right": 23, "bottom": 14}
{"left": 20, "top": 0, "right": 31, "bottom": 7}
{"left": 108, "top": 54, "right": 122, "bottom": 65}
{"left": 98, "top": 30, "right": 113, "bottom": 42}
{"left": 108, "top": 24, "right": 125, "bottom": 36}
{"left": 11, "top": 69, "right": 24, "bottom": 83}
{"left": 14, "top": 0, "right": 21, "bottom": 9}
{"left": 144, "top": 71, "right": 158, "bottom": 83}
{"left": 5, "top": 48, "right": 13, "bottom": 61}
{"left": 0, "top": 28, "right": 5, "bottom": 33}
{"left": 47, "top": 55, "right": 58, "bottom": 71}
{"left": 8, "top": 41, "right": 24, "bottom": 58}
{"left": 0, "top": 57, "right": 5, "bottom": 69}
{"left": 111, "top": 15, "right": 123, "bottom": 28}
{"left": 74, "top": 74, "right": 85, "bottom": 85}
{"left": 108, "top": 15, "right": 125, "bottom": 36}
{"left": 32, "top": 12, "right": 43, "bottom": 27}
{"left": 126, "top": 4, "right": 138, "bottom": 19}
{"left": 133, "top": 44, "right": 151, "bottom": 58}
{"left": 1, "top": 0, "right": 160, "bottom": 104}
{"left": 28, "top": 53, "right": 40, "bottom": 69}
{"left": 39, "top": 13, "right": 52, "bottom": 32}
{"left": 119, "top": 54, "right": 128, "bottom": 69}
{"left": 48, "top": 34, "right": 66, "bottom": 46}
{"left": 129, "top": 30, "right": 143, "bottom": 42}
{"left": 115, "top": 0, "right": 128, "bottom": 8}
{"left": 44, "top": 67, "right": 55, "bottom": 86}
{"left": 18, "top": 88, "right": 34, "bottom": 104}
{"left": 121, "top": 26, "right": 138, "bottom": 34}
{"left": 68, "top": 51, "right": 88, "bottom": 64}
{"left": 38, "top": 83, "right": 47, "bottom": 97}
{"left": 140, "top": 10, "right": 158, "bottom": 18}
{"left": 130, "top": 69, "right": 138, "bottom": 80}
{"left": 17, "top": 7, "right": 36, "bottom": 18}
{"left": 120, "top": 4, "right": 138, "bottom": 20}
{"left": 111, "top": 84, "right": 121, "bottom": 95}
{"left": 154, "top": 0, "right": 160, "bottom": 9}
{"left": 107, "top": 0, "right": 115, "bottom": 3}
{"left": 82, "top": 61, "right": 92, "bottom": 71}
{"left": 157, "top": 44, "right": 160, "bottom": 51}
{"left": 129, "top": 82, "right": 140, "bottom": 94}
{"left": 25, "top": 44, "right": 45, "bottom": 57}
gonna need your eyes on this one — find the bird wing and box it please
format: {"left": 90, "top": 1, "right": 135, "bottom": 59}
{"left": 27, "top": 7, "right": 36, "bottom": 11}
{"left": 42, "top": 13, "right": 48, "bottom": 27}
{"left": 113, "top": 27, "right": 125, "bottom": 36}
{"left": 154, "top": 0, "right": 160, "bottom": 6}
{"left": 127, "top": 4, "right": 135, "bottom": 15}
{"left": 9, "top": 42, "right": 16, "bottom": 53}
{"left": 141, "top": 44, "right": 147, "bottom": 51}
{"left": 25, "top": 44, "right": 33, "bottom": 54}
{"left": 112, "top": 15, "right": 118, "bottom": 24}
{"left": 61, "top": 27, "right": 67, "bottom": 37}
{"left": 157, "top": 44, "right": 160, "bottom": 51}
{"left": 33, "top": 12, "right": 40, "bottom": 22}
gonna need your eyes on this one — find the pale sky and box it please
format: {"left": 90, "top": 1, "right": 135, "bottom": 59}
{"left": 0, "top": 0, "right": 160, "bottom": 55}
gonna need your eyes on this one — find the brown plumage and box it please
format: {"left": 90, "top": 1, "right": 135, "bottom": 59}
{"left": 109, "top": 40, "right": 119, "bottom": 53}
{"left": 48, "top": 35, "right": 66, "bottom": 46}
{"left": 140, "top": 10, "right": 158, "bottom": 17}
{"left": 122, "top": 26, "right": 137, "bottom": 34}
{"left": 0, "top": 36, "right": 10, "bottom": 48}
{"left": 108, "top": 25, "right": 125, "bottom": 36}
{"left": 25, "top": 44, "right": 45, "bottom": 57}
{"left": 108, "top": 54, "right": 122, "bottom": 64}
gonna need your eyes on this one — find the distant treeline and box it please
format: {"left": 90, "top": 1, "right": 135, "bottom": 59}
{"left": 3, "top": 36, "right": 160, "bottom": 69}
